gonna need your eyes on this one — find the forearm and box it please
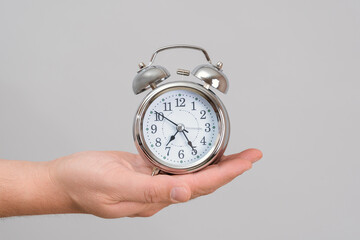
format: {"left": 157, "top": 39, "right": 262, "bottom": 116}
{"left": 0, "top": 159, "right": 78, "bottom": 217}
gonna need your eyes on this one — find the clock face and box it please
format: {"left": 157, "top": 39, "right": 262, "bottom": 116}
{"left": 141, "top": 88, "right": 220, "bottom": 168}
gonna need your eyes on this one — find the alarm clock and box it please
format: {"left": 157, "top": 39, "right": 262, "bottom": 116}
{"left": 132, "top": 45, "right": 230, "bottom": 175}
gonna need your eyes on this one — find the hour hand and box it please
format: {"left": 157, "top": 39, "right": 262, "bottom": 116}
{"left": 166, "top": 131, "right": 179, "bottom": 146}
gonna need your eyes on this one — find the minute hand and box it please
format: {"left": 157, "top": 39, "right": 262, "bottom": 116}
{"left": 182, "top": 131, "right": 195, "bottom": 150}
{"left": 154, "top": 111, "right": 188, "bottom": 133}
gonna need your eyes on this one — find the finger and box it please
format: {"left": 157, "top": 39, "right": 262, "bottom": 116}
{"left": 121, "top": 173, "right": 191, "bottom": 204}
{"left": 176, "top": 148, "right": 262, "bottom": 199}
{"left": 222, "top": 148, "right": 263, "bottom": 163}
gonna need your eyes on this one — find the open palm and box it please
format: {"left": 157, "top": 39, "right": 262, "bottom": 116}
{"left": 49, "top": 149, "right": 262, "bottom": 218}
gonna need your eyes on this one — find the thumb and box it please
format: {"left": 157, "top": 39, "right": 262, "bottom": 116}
{"left": 124, "top": 174, "right": 191, "bottom": 204}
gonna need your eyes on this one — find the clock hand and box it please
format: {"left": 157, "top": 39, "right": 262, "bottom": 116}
{"left": 166, "top": 130, "right": 179, "bottom": 146}
{"left": 154, "top": 111, "right": 189, "bottom": 133}
{"left": 182, "top": 131, "right": 196, "bottom": 151}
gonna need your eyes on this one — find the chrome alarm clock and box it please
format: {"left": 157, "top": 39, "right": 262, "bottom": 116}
{"left": 133, "top": 45, "right": 230, "bottom": 175}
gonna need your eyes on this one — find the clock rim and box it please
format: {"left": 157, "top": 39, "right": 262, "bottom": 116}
{"left": 133, "top": 81, "right": 230, "bottom": 174}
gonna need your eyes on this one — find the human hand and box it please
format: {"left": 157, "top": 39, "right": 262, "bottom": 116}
{"left": 48, "top": 149, "right": 262, "bottom": 218}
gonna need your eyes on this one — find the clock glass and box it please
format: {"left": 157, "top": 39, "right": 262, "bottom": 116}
{"left": 141, "top": 88, "right": 219, "bottom": 168}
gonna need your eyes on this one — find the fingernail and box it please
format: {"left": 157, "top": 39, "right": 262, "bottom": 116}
{"left": 170, "top": 187, "right": 189, "bottom": 203}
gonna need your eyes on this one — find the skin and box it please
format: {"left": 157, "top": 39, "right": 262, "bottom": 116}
{"left": 0, "top": 148, "right": 262, "bottom": 218}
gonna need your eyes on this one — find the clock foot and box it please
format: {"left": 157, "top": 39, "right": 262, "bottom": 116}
{"left": 151, "top": 167, "right": 160, "bottom": 176}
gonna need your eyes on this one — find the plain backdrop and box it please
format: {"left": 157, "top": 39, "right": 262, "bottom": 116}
{"left": 0, "top": 0, "right": 359, "bottom": 239}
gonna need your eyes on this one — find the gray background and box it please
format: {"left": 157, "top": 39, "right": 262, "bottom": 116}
{"left": 0, "top": 0, "right": 359, "bottom": 239}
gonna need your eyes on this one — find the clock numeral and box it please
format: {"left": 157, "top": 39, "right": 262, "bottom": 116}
{"left": 191, "top": 147, "right": 197, "bottom": 155}
{"left": 200, "top": 136, "right": 206, "bottom": 145}
{"left": 164, "top": 102, "right": 172, "bottom": 111}
{"left": 175, "top": 98, "right": 186, "bottom": 107}
{"left": 151, "top": 124, "right": 157, "bottom": 134}
{"left": 191, "top": 102, "right": 196, "bottom": 110}
{"left": 155, "top": 137, "right": 162, "bottom": 147}
{"left": 165, "top": 146, "right": 171, "bottom": 156}
{"left": 200, "top": 110, "right": 206, "bottom": 119}
{"left": 155, "top": 112, "right": 164, "bottom": 121}
{"left": 178, "top": 150, "right": 184, "bottom": 159}
{"left": 205, "top": 123, "right": 211, "bottom": 132}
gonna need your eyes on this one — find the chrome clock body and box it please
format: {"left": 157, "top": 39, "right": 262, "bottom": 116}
{"left": 133, "top": 81, "right": 230, "bottom": 174}
{"left": 132, "top": 45, "right": 230, "bottom": 175}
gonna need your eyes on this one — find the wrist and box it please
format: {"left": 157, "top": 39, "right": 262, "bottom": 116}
{"left": 31, "top": 160, "right": 81, "bottom": 215}
{"left": 0, "top": 159, "right": 80, "bottom": 217}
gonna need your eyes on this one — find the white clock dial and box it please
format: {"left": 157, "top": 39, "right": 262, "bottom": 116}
{"left": 142, "top": 89, "right": 219, "bottom": 168}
